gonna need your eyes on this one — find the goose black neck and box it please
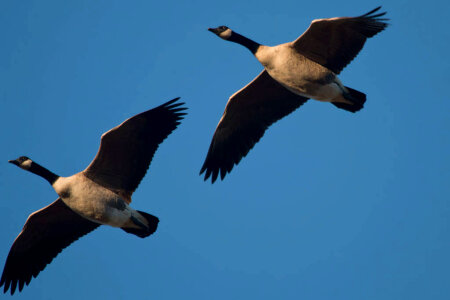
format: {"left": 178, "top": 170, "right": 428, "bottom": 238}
{"left": 29, "top": 162, "right": 59, "bottom": 185}
{"left": 229, "top": 32, "right": 260, "bottom": 54}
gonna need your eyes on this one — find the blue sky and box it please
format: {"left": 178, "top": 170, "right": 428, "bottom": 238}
{"left": 0, "top": 0, "right": 449, "bottom": 299}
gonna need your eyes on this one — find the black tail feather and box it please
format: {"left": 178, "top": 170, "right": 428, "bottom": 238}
{"left": 121, "top": 211, "right": 159, "bottom": 238}
{"left": 332, "top": 86, "right": 366, "bottom": 113}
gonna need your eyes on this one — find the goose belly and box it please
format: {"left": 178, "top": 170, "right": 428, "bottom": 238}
{"left": 264, "top": 49, "right": 342, "bottom": 101}
{"left": 278, "top": 78, "right": 343, "bottom": 102}
{"left": 64, "top": 191, "right": 132, "bottom": 227}
{"left": 56, "top": 176, "right": 132, "bottom": 227}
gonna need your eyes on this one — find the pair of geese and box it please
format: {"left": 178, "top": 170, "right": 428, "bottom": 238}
{"left": 2, "top": 7, "right": 388, "bottom": 294}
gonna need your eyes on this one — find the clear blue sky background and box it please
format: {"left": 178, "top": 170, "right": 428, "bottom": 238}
{"left": 0, "top": 1, "right": 448, "bottom": 299}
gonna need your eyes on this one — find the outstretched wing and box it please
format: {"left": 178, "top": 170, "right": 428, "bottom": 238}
{"left": 0, "top": 199, "right": 99, "bottom": 295}
{"left": 83, "top": 98, "right": 187, "bottom": 200}
{"left": 200, "top": 70, "right": 308, "bottom": 183}
{"left": 293, "top": 6, "right": 389, "bottom": 74}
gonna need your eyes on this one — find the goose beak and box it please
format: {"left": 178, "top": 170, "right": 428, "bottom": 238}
{"left": 208, "top": 28, "right": 218, "bottom": 34}
{"left": 8, "top": 159, "right": 18, "bottom": 166}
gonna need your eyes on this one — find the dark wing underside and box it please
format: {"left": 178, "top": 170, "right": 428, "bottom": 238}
{"left": 200, "top": 70, "right": 308, "bottom": 183}
{"left": 293, "top": 6, "right": 389, "bottom": 74}
{"left": 83, "top": 98, "right": 187, "bottom": 199}
{"left": 0, "top": 199, "right": 99, "bottom": 295}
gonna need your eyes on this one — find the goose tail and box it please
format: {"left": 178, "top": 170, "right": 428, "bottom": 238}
{"left": 332, "top": 87, "right": 366, "bottom": 113}
{"left": 121, "top": 211, "right": 159, "bottom": 238}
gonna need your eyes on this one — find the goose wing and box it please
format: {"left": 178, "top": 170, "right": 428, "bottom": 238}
{"left": 292, "top": 6, "right": 388, "bottom": 74}
{"left": 200, "top": 70, "right": 308, "bottom": 183}
{"left": 83, "top": 98, "right": 187, "bottom": 200}
{"left": 0, "top": 198, "right": 99, "bottom": 295}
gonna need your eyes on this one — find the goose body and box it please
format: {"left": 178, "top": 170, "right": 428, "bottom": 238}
{"left": 52, "top": 174, "right": 146, "bottom": 229}
{"left": 202, "top": 7, "right": 388, "bottom": 183}
{"left": 1, "top": 98, "right": 187, "bottom": 294}
{"left": 255, "top": 44, "right": 345, "bottom": 102}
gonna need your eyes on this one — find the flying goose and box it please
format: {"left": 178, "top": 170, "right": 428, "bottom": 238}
{"left": 1, "top": 98, "right": 187, "bottom": 294}
{"left": 201, "top": 7, "right": 388, "bottom": 183}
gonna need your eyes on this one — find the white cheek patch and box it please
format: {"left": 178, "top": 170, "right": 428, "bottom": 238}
{"left": 219, "top": 28, "right": 232, "bottom": 39}
{"left": 21, "top": 159, "right": 32, "bottom": 169}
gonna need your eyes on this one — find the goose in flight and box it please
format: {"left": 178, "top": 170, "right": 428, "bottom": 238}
{"left": 201, "top": 7, "right": 388, "bottom": 183}
{"left": 1, "top": 98, "right": 187, "bottom": 294}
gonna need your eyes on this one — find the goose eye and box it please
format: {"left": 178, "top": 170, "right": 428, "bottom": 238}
{"left": 18, "top": 156, "right": 29, "bottom": 163}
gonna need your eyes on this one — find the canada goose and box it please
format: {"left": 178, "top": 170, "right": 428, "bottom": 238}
{"left": 1, "top": 98, "right": 187, "bottom": 294}
{"left": 201, "top": 7, "right": 388, "bottom": 183}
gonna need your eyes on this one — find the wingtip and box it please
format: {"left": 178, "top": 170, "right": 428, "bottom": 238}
{"left": 160, "top": 98, "right": 188, "bottom": 123}
{"left": 18, "top": 280, "right": 25, "bottom": 293}
{"left": 368, "top": 6, "right": 382, "bottom": 14}
{"left": 361, "top": 6, "right": 387, "bottom": 18}
{"left": 1, "top": 277, "right": 12, "bottom": 295}
{"left": 219, "top": 168, "right": 227, "bottom": 181}
{"left": 199, "top": 165, "right": 206, "bottom": 176}
{"left": 199, "top": 167, "right": 219, "bottom": 184}
{"left": 160, "top": 97, "right": 182, "bottom": 109}
{"left": 210, "top": 170, "right": 219, "bottom": 184}
{"left": 10, "top": 280, "right": 17, "bottom": 295}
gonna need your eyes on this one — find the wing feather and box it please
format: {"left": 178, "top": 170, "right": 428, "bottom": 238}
{"left": 83, "top": 98, "right": 187, "bottom": 199}
{"left": 293, "top": 6, "right": 389, "bottom": 74}
{"left": 0, "top": 199, "right": 99, "bottom": 294}
{"left": 200, "top": 71, "right": 308, "bottom": 183}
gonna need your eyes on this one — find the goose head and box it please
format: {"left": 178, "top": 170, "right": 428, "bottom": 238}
{"left": 9, "top": 156, "right": 32, "bottom": 170}
{"left": 208, "top": 26, "right": 232, "bottom": 40}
